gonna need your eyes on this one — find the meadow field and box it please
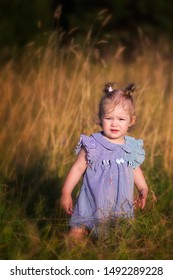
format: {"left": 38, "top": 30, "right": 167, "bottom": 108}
{"left": 0, "top": 31, "right": 173, "bottom": 260}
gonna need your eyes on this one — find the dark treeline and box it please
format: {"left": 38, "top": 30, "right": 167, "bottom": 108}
{"left": 55, "top": 0, "right": 173, "bottom": 38}
{"left": 0, "top": 0, "right": 173, "bottom": 50}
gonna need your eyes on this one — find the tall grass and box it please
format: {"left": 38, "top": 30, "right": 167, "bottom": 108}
{"left": 0, "top": 29, "right": 173, "bottom": 259}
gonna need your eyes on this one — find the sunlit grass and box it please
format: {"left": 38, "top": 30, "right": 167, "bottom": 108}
{"left": 0, "top": 29, "right": 173, "bottom": 259}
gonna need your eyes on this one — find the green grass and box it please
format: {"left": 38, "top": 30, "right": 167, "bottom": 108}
{"left": 1, "top": 141, "right": 173, "bottom": 259}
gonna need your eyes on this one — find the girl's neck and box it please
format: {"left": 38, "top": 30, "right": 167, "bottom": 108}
{"left": 102, "top": 132, "right": 125, "bottom": 145}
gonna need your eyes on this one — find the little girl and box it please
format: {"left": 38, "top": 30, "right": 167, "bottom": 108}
{"left": 60, "top": 83, "right": 148, "bottom": 239}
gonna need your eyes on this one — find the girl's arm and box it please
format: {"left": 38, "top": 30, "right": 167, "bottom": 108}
{"left": 60, "top": 148, "right": 88, "bottom": 214}
{"left": 133, "top": 167, "right": 148, "bottom": 209}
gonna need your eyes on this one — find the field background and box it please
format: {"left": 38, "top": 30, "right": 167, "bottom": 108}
{"left": 1, "top": 3, "right": 173, "bottom": 259}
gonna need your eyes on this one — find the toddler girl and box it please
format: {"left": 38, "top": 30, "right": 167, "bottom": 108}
{"left": 60, "top": 83, "right": 148, "bottom": 239}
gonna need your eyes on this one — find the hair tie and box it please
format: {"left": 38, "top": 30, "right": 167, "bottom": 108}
{"left": 103, "top": 82, "right": 115, "bottom": 94}
{"left": 108, "top": 85, "right": 113, "bottom": 92}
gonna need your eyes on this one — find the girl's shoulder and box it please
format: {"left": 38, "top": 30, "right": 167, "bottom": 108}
{"left": 125, "top": 136, "right": 145, "bottom": 168}
{"left": 125, "top": 135, "right": 144, "bottom": 148}
{"left": 75, "top": 134, "right": 97, "bottom": 153}
{"left": 75, "top": 134, "right": 98, "bottom": 163}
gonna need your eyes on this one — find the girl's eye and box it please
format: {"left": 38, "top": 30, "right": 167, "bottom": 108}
{"left": 105, "top": 117, "right": 111, "bottom": 120}
{"left": 119, "top": 118, "right": 125, "bottom": 121}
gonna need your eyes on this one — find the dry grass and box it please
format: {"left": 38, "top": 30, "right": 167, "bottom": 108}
{"left": 1, "top": 34, "right": 173, "bottom": 178}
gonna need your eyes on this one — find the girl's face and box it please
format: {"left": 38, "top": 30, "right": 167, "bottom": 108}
{"left": 101, "top": 102, "right": 136, "bottom": 144}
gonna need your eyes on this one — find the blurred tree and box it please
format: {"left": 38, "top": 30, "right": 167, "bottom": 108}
{"left": 53, "top": 0, "right": 173, "bottom": 41}
{"left": 0, "top": 0, "right": 53, "bottom": 48}
{"left": 0, "top": 0, "right": 173, "bottom": 50}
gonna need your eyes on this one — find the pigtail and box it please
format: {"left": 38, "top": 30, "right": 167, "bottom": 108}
{"left": 102, "top": 82, "right": 116, "bottom": 95}
{"left": 103, "top": 82, "right": 136, "bottom": 96}
{"left": 124, "top": 83, "right": 136, "bottom": 96}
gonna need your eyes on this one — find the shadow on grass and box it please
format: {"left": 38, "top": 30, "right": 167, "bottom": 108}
{"left": 2, "top": 154, "right": 69, "bottom": 235}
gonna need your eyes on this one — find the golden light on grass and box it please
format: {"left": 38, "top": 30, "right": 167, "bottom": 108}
{"left": 0, "top": 34, "right": 172, "bottom": 178}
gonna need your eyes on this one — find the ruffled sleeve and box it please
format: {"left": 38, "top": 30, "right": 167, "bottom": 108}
{"left": 75, "top": 135, "right": 97, "bottom": 163}
{"left": 125, "top": 136, "right": 146, "bottom": 169}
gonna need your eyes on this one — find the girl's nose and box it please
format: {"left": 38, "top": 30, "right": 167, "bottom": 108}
{"left": 111, "top": 120, "right": 117, "bottom": 127}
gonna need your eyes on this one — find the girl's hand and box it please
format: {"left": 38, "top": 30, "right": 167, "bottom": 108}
{"left": 60, "top": 194, "right": 73, "bottom": 214}
{"left": 135, "top": 189, "right": 148, "bottom": 209}
{"left": 133, "top": 167, "right": 149, "bottom": 210}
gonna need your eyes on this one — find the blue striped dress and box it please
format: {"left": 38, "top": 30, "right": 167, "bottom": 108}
{"left": 70, "top": 131, "right": 145, "bottom": 231}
